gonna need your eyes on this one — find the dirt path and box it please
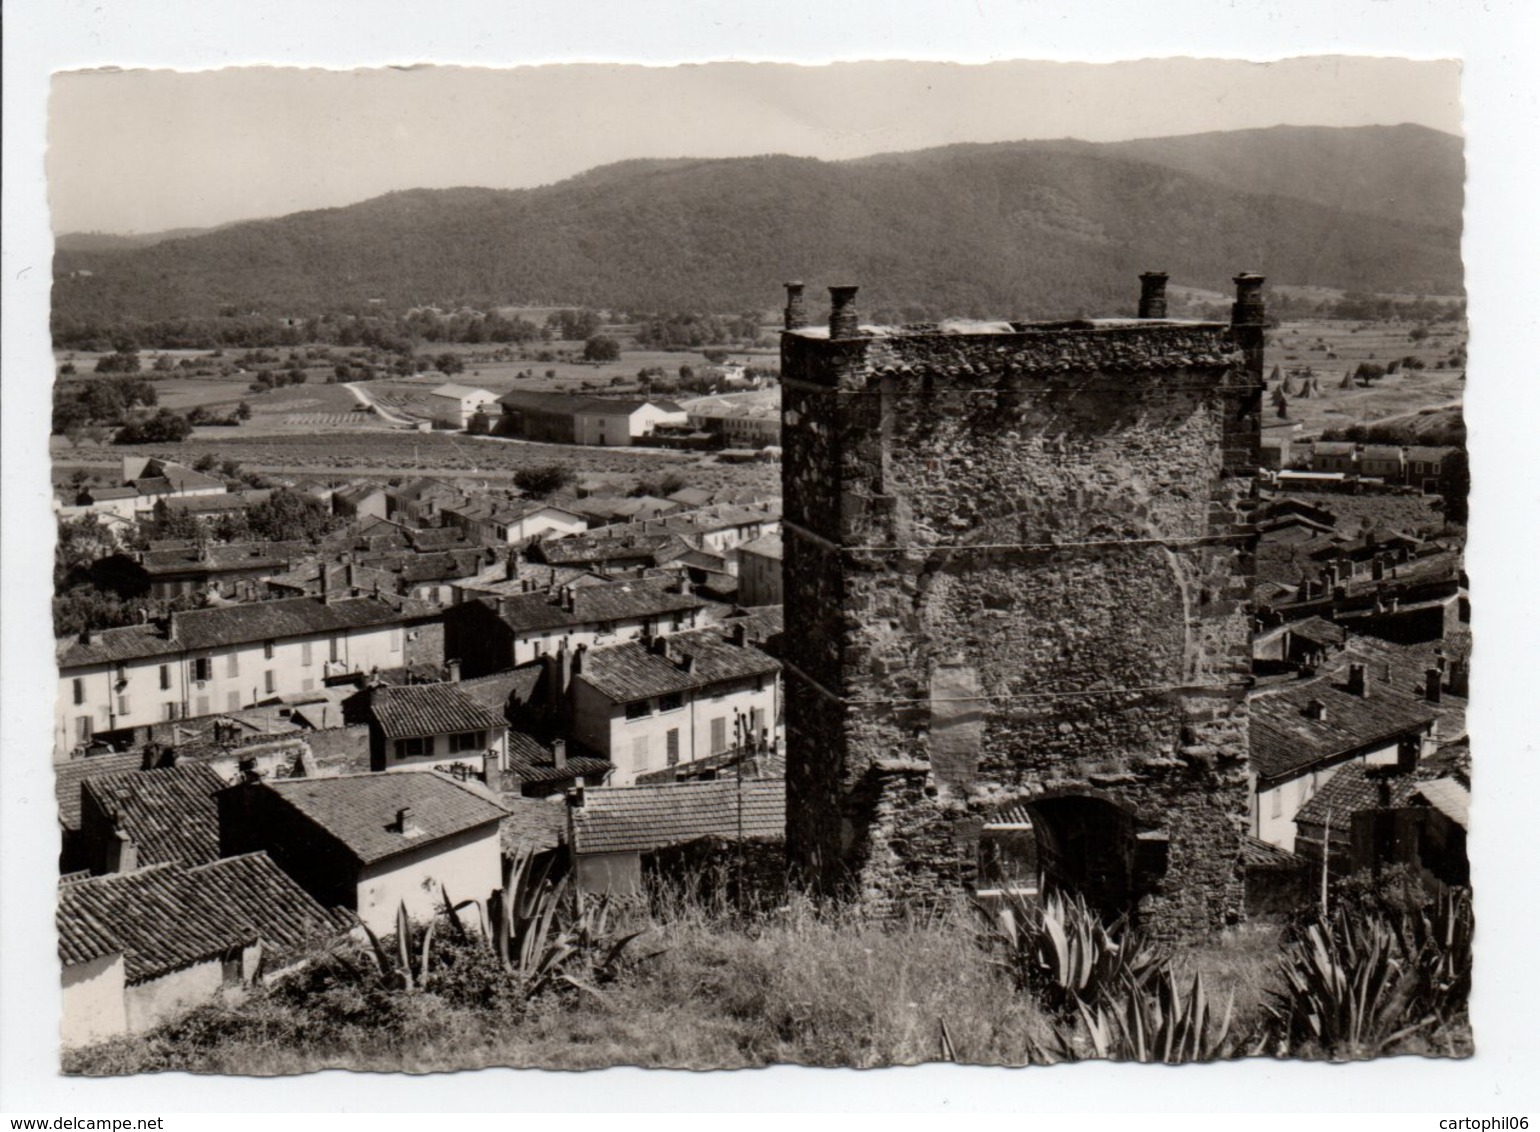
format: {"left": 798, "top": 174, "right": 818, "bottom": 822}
{"left": 343, "top": 381, "right": 414, "bottom": 426}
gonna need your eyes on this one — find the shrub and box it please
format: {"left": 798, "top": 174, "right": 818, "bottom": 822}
{"left": 977, "top": 889, "right": 1163, "bottom": 1016}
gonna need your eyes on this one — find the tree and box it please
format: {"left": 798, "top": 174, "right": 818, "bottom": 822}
{"left": 245, "top": 490, "right": 341, "bottom": 542}
{"left": 436, "top": 352, "right": 466, "bottom": 375}
{"left": 235, "top": 401, "right": 253, "bottom": 422}
{"left": 193, "top": 453, "right": 219, "bottom": 473}
{"left": 467, "top": 409, "right": 491, "bottom": 436}
{"left": 114, "top": 409, "right": 193, "bottom": 445}
{"left": 94, "top": 349, "right": 142, "bottom": 375}
{"left": 582, "top": 335, "right": 621, "bottom": 364}
{"left": 513, "top": 462, "right": 576, "bottom": 498}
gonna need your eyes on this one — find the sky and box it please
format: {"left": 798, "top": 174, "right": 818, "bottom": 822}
{"left": 47, "top": 57, "right": 1462, "bottom": 235}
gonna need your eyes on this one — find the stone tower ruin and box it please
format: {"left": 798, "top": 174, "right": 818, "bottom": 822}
{"left": 779, "top": 273, "right": 1264, "bottom": 939}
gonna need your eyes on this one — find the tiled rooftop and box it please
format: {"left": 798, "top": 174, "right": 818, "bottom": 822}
{"left": 81, "top": 763, "right": 227, "bottom": 867}
{"left": 1250, "top": 674, "right": 1437, "bottom": 782}
{"left": 360, "top": 682, "right": 508, "bottom": 740}
{"left": 577, "top": 624, "right": 780, "bottom": 703}
{"left": 58, "top": 853, "right": 354, "bottom": 982}
{"left": 1414, "top": 778, "right": 1470, "bottom": 830}
{"left": 571, "top": 778, "right": 785, "bottom": 855}
{"left": 57, "top": 595, "right": 406, "bottom": 668}
{"left": 1294, "top": 762, "right": 1423, "bottom": 829}
{"left": 487, "top": 578, "right": 706, "bottom": 632}
{"left": 55, "top": 752, "right": 144, "bottom": 832}
{"left": 263, "top": 772, "right": 507, "bottom": 864}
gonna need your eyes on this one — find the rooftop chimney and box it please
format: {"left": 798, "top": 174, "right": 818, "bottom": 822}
{"left": 108, "top": 823, "right": 138, "bottom": 874}
{"left": 783, "top": 281, "right": 808, "bottom": 330}
{"left": 650, "top": 635, "right": 669, "bottom": 656}
{"left": 1230, "top": 272, "right": 1267, "bottom": 384}
{"left": 1231, "top": 273, "right": 1266, "bottom": 327}
{"left": 446, "top": 658, "right": 462, "bottom": 683}
{"left": 552, "top": 738, "right": 567, "bottom": 770}
{"left": 567, "top": 785, "right": 586, "bottom": 809}
{"left": 1425, "top": 667, "right": 1443, "bottom": 704}
{"left": 396, "top": 806, "right": 421, "bottom": 837}
{"left": 677, "top": 654, "right": 697, "bottom": 675}
{"left": 828, "top": 285, "right": 860, "bottom": 340}
{"left": 1305, "top": 698, "right": 1327, "bottom": 722}
{"left": 731, "top": 622, "right": 748, "bottom": 647}
{"left": 1137, "top": 272, "right": 1170, "bottom": 319}
{"left": 1346, "top": 662, "right": 1369, "bottom": 698}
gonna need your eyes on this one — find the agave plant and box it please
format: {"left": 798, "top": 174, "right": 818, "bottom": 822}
{"left": 979, "top": 888, "right": 1164, "bottom": 1014}
{"left": 1265, "top": 906, "right": 1419, "bottom": 1058}
{"left": 358, "top": 901, "right": 436, "bottom": 992}
{"left": 1079, "top": 969, "right": 1234, "bottom": 1063}
{"left": 1402, "top": 886, "right": 1474, "bottom": 1023}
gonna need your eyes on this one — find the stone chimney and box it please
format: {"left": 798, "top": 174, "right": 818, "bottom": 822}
{"left": 1425, "top": 667, "right": 1443, "bottom": 704}
{"left": 395, "top": 806, "right": 421, "bottom": 837}
{"left": 107, "top": 822, "right": 138, "bottom": 874}
{"left": 562, "top": 586, "right": 575, "bottom": 613}
{"left": 828, "top": 285, "right": 860, "bottom": 340}
{"left": 506, "top": 554, "right": 520, "bottom": 582}
{"left": 571, "top": 644, "right": 585, "bottom": 675}
{"left": 446, "top": 659, "right": 462, "bottom": 683}
{"left": 1305, "top": 698, "right": 1327, "bottom": 722}
{"left": 677, "top": 653, "right": 697, "bottom": 675}
{"left": 552, "top": 738, "right": 567, "bottom": 770}
{"left": 731, "top": 622, "right": 748, "bottom": 647}
{"left": 1137, "top": 272, "right": 1169, "bottom": 319}
{"left": 1346, "top": 662, "right": 1369, "bottom": 698}
{"left": 1229, "top": 273, "right": 1266, "bottom": 383}
{"left": 783, "top": 281, "right": 808, "bottom": 330}
{"left": 650, "top": 635, "right": 669, "bottom": 657}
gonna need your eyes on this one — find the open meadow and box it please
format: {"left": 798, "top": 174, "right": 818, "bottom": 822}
{"left": 1264, "top": 318, "right": 1466, "bottom": 439}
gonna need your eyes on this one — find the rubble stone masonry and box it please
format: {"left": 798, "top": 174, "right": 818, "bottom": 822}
{"left": 781, "top": 276, "right": 1263, "bottom": 939}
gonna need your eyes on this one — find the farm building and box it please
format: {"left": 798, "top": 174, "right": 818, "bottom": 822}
{"left": 497, "top": 391, "right": 687, "bottom": 447}
{"left": 427, "top": 383, "right": 499, "bottom": 430}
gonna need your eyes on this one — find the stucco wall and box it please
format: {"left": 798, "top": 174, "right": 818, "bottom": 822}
{"left": 57, "top": 620, "right": 406, "bottom": 757}
{"left": 781, "top": 309, "right": 1262, "bottom": 940}
{"left": 355, "top": 824, "right": 502, "bottom": 933}
{"left": 60, "top": 952, "right": 128, "bottom": 1048}
{"left": 125, "top": 958, "right": 226, "bottom": 1033}
{"left": 573, "top": 675, "right": 779, "bottom": 785}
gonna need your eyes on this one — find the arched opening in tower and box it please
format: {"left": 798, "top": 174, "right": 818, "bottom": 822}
{"left": 978, "top": 794, "right": 1168, "bottom": 922}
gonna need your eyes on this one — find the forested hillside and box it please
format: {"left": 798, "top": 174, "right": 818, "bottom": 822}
{"left": 52, "top": 124, "right": 1463, "bottom": 330}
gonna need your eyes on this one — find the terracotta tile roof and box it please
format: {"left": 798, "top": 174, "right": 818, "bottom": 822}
{"left": 1414, "top": 778, "right": 1470, "bottom": 830}
{"left": 1250, "top": 675, "right": 1436, "bottom": 782}
{"left": 55, "top": 753, "right": 144, "bottom": 832}
{"left": 361, "top": 682, "right": 508, "bottom": 739}
{"left": 81, "top": 763, "right": 227, "bottom": 866}
{"left": 263, "top": 772, "right": 507, "bottom": 865}
{"left": 503, "top": 733, "right": 612, "bottom": 785}
{"left": 57, "top": 853, "right": 354, "bottom": 981}
{"left": 736, "top": 532, "right": 782, "bottom": 560}
{"left": 458, "top": 666, "right": 545, "bottom": 715}
{"left": 499, "top": 797, "right": 569, "bottom": 854}
{"left": 56, "top": 596, "right": 407, "bottom": 669}
{"left": 571, "top": 778, "right": 785, "bottom": 855}
{"left": 160, "top": 491, "right": 272, "bottom": 515}
{"left": 1290, "top": 616, "right": 1347, "bottom": 648}
{"left": 1241, "top": 834, "right": 1308, "bottom": 868}
{"left": 56, "top": 879, "right": 124, "bottom": 967}
{"left": 489, "top": 579, "right": 706, "bottom": 633}
{"left": 577, "top": 625, "right": 779, "bottom": 703}
{"left": 141, "top": 540, "right": 310, "bottom": 575}
{"left": 1294, "top": 763, "right": 1422, "bottom": 829}
{"left": 533, "top": 531, "right": 691, "bottom": 567}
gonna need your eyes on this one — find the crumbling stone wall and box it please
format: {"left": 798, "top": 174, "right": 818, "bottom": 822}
{"left": 782, "top": 281, "right": 1262, "bottom": 940}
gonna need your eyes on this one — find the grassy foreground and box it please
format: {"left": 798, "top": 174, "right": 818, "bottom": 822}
{"left": 64, "top": 882, "right": 1473, "bottom": 1076}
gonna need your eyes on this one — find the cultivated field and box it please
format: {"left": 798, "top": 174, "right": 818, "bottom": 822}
{"left": 1263, "top": 319, "right": 1466, "bottom": 438}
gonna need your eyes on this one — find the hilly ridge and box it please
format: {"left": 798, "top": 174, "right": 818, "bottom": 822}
{"left": 52, "top": 125, "right": 1463, "bottom": 326}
